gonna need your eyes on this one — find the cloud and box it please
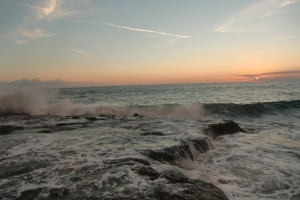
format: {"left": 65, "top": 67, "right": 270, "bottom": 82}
{"left": 238, "top": 70, "right": 300, "bottom": 79}
{"left": 11, "top": 37, "right": 28, "bottom": 44}
{"left": 281, "top": 0, "right": 299, "bottom": 7}
{"left": 32, "top": 0, "right": 80, "bottom": 20}
{"left": 8, "top": 79, "right": 64, "bottom": 86}
{"left": 73, "top": 49, "right": 90, "bottom": 58}
{"left": 21, "top": 28, "right": 56, "bottom": 39}
{"left": 105, "top": 23, "right": 189, "bottom": 38}
{"left": 214, "top": 0, "right": 298, "bottom": 33}
{"left": 75, "top": 20, "right": 189, "bottom": 38}
{"left": 9, "top": 28, "right": 56, "bottom": 44}
{"left": 0, "top": 79, "right": 99, "bottom": 88}
{"left": 8, "top": 0, "right": 85, "bottom": 21}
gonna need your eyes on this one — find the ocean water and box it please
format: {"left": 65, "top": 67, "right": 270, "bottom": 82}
{"left": 0, "top": 81, "right": 300, "bottom": 199}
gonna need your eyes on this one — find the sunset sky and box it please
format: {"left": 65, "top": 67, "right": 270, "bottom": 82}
{"left": 1, "top": 0, "right": 300, "bottom": 85}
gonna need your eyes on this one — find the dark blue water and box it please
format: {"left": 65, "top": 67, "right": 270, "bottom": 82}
{"left": 58, "top": 82, "right": 300, "bottom": 106}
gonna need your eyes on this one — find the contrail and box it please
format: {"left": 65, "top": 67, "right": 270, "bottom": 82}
{"left": 104, "top": 23, "right": 189, "bottom": 38}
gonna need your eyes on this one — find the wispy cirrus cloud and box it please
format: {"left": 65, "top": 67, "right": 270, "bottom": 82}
{"left": 281, "top": 0, "right": 299, "bottom": 7}
{"left": 214, "top": 0, "right": 299, "bottom": 33}
{"left": 7, "top": 0, "right": 86, "bottom": 21}
{"left": 11, "top": 37, "right": 27, "bottom": 44}
{"left": 10, "top": 28, "right": 56, "bottom": 44}
{"left": 21, "top": 28, "right": 56, "bottom": 39}
{"left": 73, "top": 49, "right": 90, "bottom": 58}
{"left": 3, "top": 0, "right": 89, "bottom": 44}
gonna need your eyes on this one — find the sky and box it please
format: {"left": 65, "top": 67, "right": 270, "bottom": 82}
{"left": 0, "top": 0, "right": 300, "bottom": 86}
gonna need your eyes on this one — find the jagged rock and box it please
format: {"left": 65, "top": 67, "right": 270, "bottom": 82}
{"left": 49, "top": 187, "right": 70, "bottom": 198}
{"left": 0, "top": 125, "right": 24, "bottom": 135}
{"left": 156, "top": 171, "right": 229, "bottom": 200}
{"left": 131, "top": 165, "right": 160, "bottom": 180}
{"left": 142, "top": 137, "right": 212, "bottom": 166}
{"left": 15, "top": 188, "right": 42, "bottom": 200}
{"left": 204, "top": 120, "right": 246, "bottom": 139}
{"left": 0, "top": 162, "right": 49, "bottom": 179}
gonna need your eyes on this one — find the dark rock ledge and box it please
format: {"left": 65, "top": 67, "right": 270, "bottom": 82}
{"left": 141, "top": 137, "right": 213, "bottom": 167}
{"left": 204, "top": 120, "right": 246, "bottom": 139}
{"left": 12, "top": 158, "right": 228, "bottom": 200}
{"left": 0, "top": 125, "right": 24, "bottom": 135}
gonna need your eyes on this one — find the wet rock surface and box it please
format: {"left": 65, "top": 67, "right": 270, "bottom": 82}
{"left": 140, "top": 131, "right": 164, "bottom": 136}
{"left": 204, "top": 120, "right": 246, "bottom": 139}
{"left": 10, "top": 163, "right": 228, "bottom": 200}
{"left": 15, "top": 188, "right": 43, "bottom": 200}
{"left": 142, "top": 137, "right": 213, "bottom": 167}
{"left": 157, "top": 170, "right": 229, "bottom": 200}
{"left": 0, "top": 115, "right": 231, "bottom": 200}
{"left": 0, "top": 125, "right": 24, "bottom": 135}
{"left": 0, "top": 161, "right": 50, "bottom": 179}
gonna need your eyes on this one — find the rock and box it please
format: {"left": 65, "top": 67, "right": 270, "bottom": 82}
{"left": 103, "top": 157, "right": 151, "bottom": 166}
{"left": 85, "top": 116, "right": 98, "bottom": 121}
{"left": 142, "top": 137, "right": 212, "bottom": 166}
{"left": 160, "top": 171, "right": 189, "bottom": 183}
{"left": 99, "top": 114, "right": 115, "bottom": 118}
{"left": 55, "top": 122, "right": 78, "bottom": 127}
{"left": 0, "top": 125, "right": 24, "bottom": 135}
{"left": 0, "top": 162, "right": 49, "bottom": 179}
{"left": 85, "top": 116, "right": 107, "bottom": 121}
{"left": 15, "top": 188, "right": 42, "bottom": 200}
{"left": 133, "top": 113, "right": 140, "bottom": 117}
{"left": 156, "top": 171, "right": 229, "bottom": 200}
{"left": 140, "top": 131, "right": 164, "bottom": 136}
{"left": 49, "top": 187, "right": 70, "bottom": 198}
{"left": 131, "top": 165, "right": 160, "bottom": 180}
{"left": 204, "top": 120, "right": 246, "bottom": 139}
{"left": 38, "top": 130, "right": 52, "bottom": 133}
{"left": 71, "top": 116, "right": 80, "bottom": 119}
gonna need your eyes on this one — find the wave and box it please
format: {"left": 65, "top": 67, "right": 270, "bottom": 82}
{"left": 0, "top": 89, "right": 203, "bottom": 117}
{"left": 0, "top": 88, "right": 299, "bottom": 117}
{"left": 203, "top": 100, "right": 300, "bottom": 117}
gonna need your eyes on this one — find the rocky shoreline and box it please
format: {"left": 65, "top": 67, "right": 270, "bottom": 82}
{"left": 0, "top": 115, "right": 246, "bottom": 200}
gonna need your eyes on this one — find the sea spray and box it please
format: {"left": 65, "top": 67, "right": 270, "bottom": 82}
{"left": 0, "top": 87, "right": 204, "bottom": 117}
{"left": 0, "top": 88, "right": 55, "bottom": 116}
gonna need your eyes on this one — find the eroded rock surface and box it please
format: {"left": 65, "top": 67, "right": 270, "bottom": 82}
{"left": 0, "top": 125, "right": 24, "bottom": 135}
{"left": 204, "top": 120, "right": 246, "bottom": 139}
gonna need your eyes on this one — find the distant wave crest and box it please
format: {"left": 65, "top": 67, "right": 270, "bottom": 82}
{"left": 0, "top": 88, "right": 299, "bottom": 117}
{"left": 203, "top": 100, "right": 300, "bottom": 116}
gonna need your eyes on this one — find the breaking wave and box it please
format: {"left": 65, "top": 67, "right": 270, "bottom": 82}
{"left": 0, "top": 88, "right": 299, "bottom": 117}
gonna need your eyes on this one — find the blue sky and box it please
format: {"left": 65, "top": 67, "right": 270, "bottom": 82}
{"left": 1, "top": 0, "right": 300, "bottom": 85}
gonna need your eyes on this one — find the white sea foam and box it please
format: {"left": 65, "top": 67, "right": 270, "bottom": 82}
{"left": 0, "top": 87, "right": 203, "bottom": 117}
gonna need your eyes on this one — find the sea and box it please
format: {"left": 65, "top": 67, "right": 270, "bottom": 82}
{"left": 0, "top": 81, "right": 300, "bottom": 200}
